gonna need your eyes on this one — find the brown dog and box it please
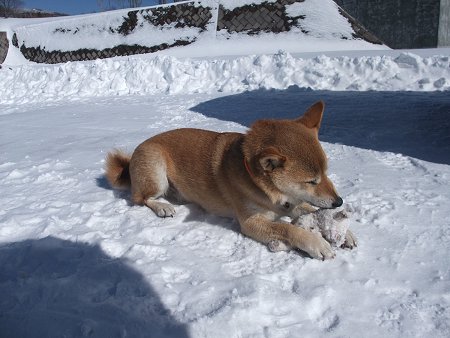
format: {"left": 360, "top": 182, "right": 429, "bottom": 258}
{"left": 105, "top": 101, "right": 356, "bottom": 260}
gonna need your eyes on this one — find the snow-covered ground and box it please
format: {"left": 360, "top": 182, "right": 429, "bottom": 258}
{"left": 1, "top": 89, "right": 450, "bottom": 337}
{"left": 1, "top": 3, "right": 450, "bottom": 337}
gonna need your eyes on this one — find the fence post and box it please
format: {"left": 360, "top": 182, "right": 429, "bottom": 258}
{"left": 439, "top": 0, "right": 450, "bottom": 46}
{"left": 204, "top": 0, "right": 220, "bottom": 37}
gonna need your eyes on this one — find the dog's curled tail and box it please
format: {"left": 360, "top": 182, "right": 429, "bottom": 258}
{"left": 105, "top": 149, "right": 131, "bottom": 189}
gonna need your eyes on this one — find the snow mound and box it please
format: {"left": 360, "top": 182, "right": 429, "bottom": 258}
{"left": 1, "top": 51, "right": 448, "bottom": 105}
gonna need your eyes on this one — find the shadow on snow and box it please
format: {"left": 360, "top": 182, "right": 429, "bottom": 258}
{"left": 0, "top": 237, "right": 190, "bottom": 338}
{"left": 190, "top": 87, "right": 450, "bottom": 165}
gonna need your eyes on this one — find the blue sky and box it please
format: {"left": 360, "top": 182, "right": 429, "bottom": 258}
{"left": 23, "top": 0, "right": 159, "bottom": 15}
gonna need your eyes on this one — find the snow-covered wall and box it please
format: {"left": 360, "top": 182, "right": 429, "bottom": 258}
{"left": 12, "top": 1, "right": 215, "bottom": 64}
{"left": 2, "top": 0, "right": 382, "bottom": 64}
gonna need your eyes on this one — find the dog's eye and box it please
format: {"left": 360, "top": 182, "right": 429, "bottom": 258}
{"left": 307, "top": 179, "right": 318, "bottom": 185}
{"left": 283, "top": 202, "right": 291, "bottom": 209}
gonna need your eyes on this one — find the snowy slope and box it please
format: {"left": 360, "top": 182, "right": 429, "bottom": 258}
{"left": 11, "top": 2, "right": 210, "bottom": 51}
{"left": 1, "top": 0, "right": 388, "bottom": 65}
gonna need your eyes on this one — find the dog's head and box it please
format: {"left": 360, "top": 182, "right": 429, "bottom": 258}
{"left": 243, "top": 101, "right": 343, "bottom": 209}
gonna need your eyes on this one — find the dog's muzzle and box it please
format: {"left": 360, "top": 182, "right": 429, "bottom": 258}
{"left": 331, "top": 196, "right": 343, "bottom": 209}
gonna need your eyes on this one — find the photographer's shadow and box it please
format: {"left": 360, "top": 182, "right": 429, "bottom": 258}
{"left": 0, "top": 237, "right": 189, "bottom": 338}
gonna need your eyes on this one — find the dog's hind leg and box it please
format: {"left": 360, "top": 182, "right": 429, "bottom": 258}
{"left": 129, "top": 145, "right": 176, "bottom": 218}
{"left": 145, "top": 198, "right": 176, "bottom": 218}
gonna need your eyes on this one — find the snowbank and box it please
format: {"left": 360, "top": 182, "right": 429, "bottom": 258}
{"left": 1, "top": 51, "right": 448, "bottom": 105}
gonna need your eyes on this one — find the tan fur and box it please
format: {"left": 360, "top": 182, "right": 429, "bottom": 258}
{"left": 105, "top": 101, "right": 354, "bottom": 260}
{"left": 105, "top": 149, "right": 131, "bottom": 190}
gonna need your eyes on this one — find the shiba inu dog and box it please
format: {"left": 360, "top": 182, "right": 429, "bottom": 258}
{"left": 105, "top": 101, "right": 356, "bottom": 260}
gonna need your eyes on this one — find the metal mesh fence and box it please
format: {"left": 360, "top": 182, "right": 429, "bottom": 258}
{"left": 16, "top": 2, "right": 213, "bottom": 64}
{"left": 6, "top": 0, "right": 381, "bottom": 64}
{"left": 0, "top": 32, "right": 8, "bottom": 64}
{"left": 217, "top": 0, "right": 303, "bottom": 34}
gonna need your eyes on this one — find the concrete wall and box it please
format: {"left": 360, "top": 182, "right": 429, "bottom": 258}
{"left": 334, "top": 0, "right": 441, "bottom": 48}
{"left": 439, "top": 0, "right": 450, "bottom": 46}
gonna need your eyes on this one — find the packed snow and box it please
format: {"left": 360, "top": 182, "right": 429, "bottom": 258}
{"left": 1, "top": 3, "right": 450, "bottom": 338}
{"left": 1, "top": 90, "right": 450, "bottom": 337}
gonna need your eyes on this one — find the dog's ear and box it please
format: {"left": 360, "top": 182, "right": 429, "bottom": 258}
{"left": 297, "top": 101, "right": 324, "bottom": 131}
{"left": 259, "top": 147, "right": 286, "bottom": 172}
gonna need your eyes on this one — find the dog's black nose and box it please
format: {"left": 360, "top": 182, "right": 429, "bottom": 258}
{"left": 332, "top": 197, "right": 343, "bottom": 208}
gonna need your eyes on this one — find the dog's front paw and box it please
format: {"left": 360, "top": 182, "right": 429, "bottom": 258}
{"left": 300, "top": 231, "right": 335, "bottom": 260}
{"left": 341, "top": 229, "right": 357, "bottom": 249}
